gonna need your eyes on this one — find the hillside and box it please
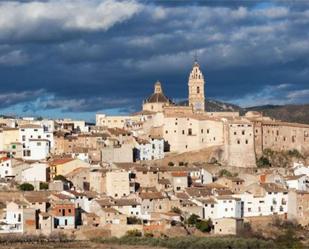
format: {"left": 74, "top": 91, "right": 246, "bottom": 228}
{"left": 244, "top": 104, "right": 309, "bottom": 124}
{"left": 200, "top": 99, "right": 309, "bottom": 125}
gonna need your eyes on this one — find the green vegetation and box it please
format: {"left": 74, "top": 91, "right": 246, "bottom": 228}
{"left": 125, "top": 229, "right": 142, "bottom": 237}
{"left": 39, "top": 182, "right": 49, "bottom": 190}
{"left": 170, "top": 207, "right": 182, "bottom": 214}
{"left": 218, "top": 169, "right": 238, "bottom": 177}
{"left": 275, "top": 228, "right": 304, "bottom": 249}
{"left": 186, "top": 214, "right": 212, "bottom": 233}
{"left": 256, "top": 156, "right": 271, "bottom": 168}
{"left": 94, "top": 236, "right": 278, "bottom": 249}
{"left": 257, "top": 149, "right": 305, "bottom": 168}
{"left": 53, "top": 175, "right": 68, "bottom": 182}
{"left": 18, "top": 183, "right": 34, "bottom": 191}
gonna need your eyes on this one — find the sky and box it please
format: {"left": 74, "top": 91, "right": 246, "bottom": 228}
{"left": 0, "top": 0, "right": 308, "bottom": 121}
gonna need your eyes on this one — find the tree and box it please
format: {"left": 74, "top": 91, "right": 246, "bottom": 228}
{"left": 19, "top": 183, "right": 34, "bottom": 191}
{"left": 187, "top": 214, "right": 200, "bottom": 225}
{"left": 39, "top": 182, "right": 49, "bottom": 190}
{"left": 256, "top": 156, "right": 271, "bottom": 168}
{"left": 53, "top": 175, "right": 68, "bottom": 182}
{"left": 196, "top": 219, "right": 212, "bottom": 233}
{"left": 218, "top": 169, "right": 233, "bottom": 177}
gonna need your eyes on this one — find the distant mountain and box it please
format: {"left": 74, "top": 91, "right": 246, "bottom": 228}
{"left": 244, "top": 104, "right": 309, "bottom": 124}
{"left": 205, "top": 99, "right": 242, "bottom": 112}
{"left": 178, "top": 99, "right": 242, "bottom": 112}
{"left": 203, "top": 100, "right": 309, "bottom": 125}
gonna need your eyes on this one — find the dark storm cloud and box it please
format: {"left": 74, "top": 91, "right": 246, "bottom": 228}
{"left": 0, "top": 0, "right": 308, "bottom": 118}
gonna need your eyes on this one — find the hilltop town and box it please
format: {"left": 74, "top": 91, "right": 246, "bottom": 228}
{"left": 0, "top": 60, "right": 309, "bottom": 243}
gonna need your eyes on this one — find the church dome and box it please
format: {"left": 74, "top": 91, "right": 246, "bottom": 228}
{"left": 144, "top": 81, "right": 173, "bottom": 104}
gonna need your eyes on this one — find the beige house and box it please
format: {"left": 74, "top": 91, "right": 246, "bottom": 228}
{"left": 38, "top": 212, "right": 54, "bottom": 235}
{"left": 101, "top": 144, "right": 133, "bottom": 163}
{"left": 139, "top": 192, "right": 171, "bottom": 215}
{"left": 49, "top": 158, "right": 90, "bottom": 179}
{"left": 89, "top": 168, "right": 107, "bottom": 194}
{"left": 213, "top": 218, "right": 244, "bottom": 235}
{"left": 171, "top": 171, "right": 188, "bottom": 192}
{"left": 216, "top": 177, "right": 245, "bottom": 193}
{"left": 106, "top": 170, "right": 130, "bottom": 198}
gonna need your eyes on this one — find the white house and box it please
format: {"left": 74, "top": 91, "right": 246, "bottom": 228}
{"left": 293, "top": 162, "right": 309, "bottom": 176}
{"left": 234, "top": 183, "right": 289, "bottom": 217}
{"left": 0, "top": 157, "right": 13, "bottom": 178}
{"left": 0, "top": 201, "right": 35, "bottom": 234}
{"left": 19, "top": 124, "right": 53, "bottom": 160}
{"left": 285, "top": 175, "right": 308, "bottom": 191}
{"left": 25, "top": 139, "right": 50, "bottom": 160}
{"left": 193, "top": 196, "right": 242, "bottom": 220}
{"left": 201, "top": 168, "right": 213, "bottom": 184}
{"left": 135, "top": 137, "right": 164, "bottom": 161}
{"left": 19, "top": 162, "right": 48, "bottom": 183}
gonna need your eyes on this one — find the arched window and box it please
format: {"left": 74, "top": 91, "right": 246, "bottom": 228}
{"left": 197, "top": 86, "right": 200, "bottom": 94}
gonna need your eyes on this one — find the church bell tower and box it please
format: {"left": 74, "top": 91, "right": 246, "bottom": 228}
{"left": 188, "top": 60, "right": 205, "bottom": 112}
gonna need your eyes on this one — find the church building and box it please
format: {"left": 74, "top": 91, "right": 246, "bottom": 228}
{"left": 142, "top": 59, "right": 206, "bottom": 114}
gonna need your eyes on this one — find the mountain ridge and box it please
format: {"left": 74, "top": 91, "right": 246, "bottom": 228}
{"left": 204, "top": 99, "right": 309, "bottom": 124}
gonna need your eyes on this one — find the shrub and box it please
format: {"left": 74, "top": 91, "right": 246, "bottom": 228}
{"left": 18, "top": 183, "right": 34, "bottom": 191}
{"left": 196, "top": 219, "right": 212, "bottom": 233}
{"left": 287, "top": 149, "right": 304, "bottom": 159}
{"left": 218, "top": 169, "right": 233, "bottom": 177}
{"left": 257, "top": 156, "right": 271, "bottom": 168}
{"left": 187, "top": 214, "right": 200, "bottom": 225}
{"left": 168, "top": 162, "right": 174, "bottom": 167}
{"left": 127, "top": 216, "right": 142, "bottom": 225}
{"left": 125, "top": 229, "right": 142, "bottom": 237}
{"left": 144, "top": 232, "right": 154, "bottom": 238}
{"left": 39, "top": 182, "right": 49, "bottom": 190}
{"left": 171, "top": 207, "right": 182, "bottom": 214}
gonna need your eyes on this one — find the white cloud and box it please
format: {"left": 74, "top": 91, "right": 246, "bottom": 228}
{"left": 0, "top": 0, "right": 142, "bottom": 41}
{"left": 287, "top": 89, "right": 309, "bottom": 100}
{"left": 228, "top": 84, "right": 309, "bottom": 107}
{"left": 0, "top": 50, "right": 29, "bottom": 65}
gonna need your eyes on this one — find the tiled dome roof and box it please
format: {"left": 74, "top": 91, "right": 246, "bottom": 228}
{"left": 144, "top": 81, "right": 173, "bottom": 104}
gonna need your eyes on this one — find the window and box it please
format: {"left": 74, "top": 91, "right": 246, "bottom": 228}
{"left": 188, "top": 128, "right": 192, "bottom": 135}
{"left": 245, "top": 140, "right": 248, "bottom": 144}
{"left": 197, "top": 86, "right": 200, "bottom": 93}
{"left": 201, "top": 129, "right": 203, "bottom": 134}
{"left": 242, "top": 130, "right": 245, "bottom": 135}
